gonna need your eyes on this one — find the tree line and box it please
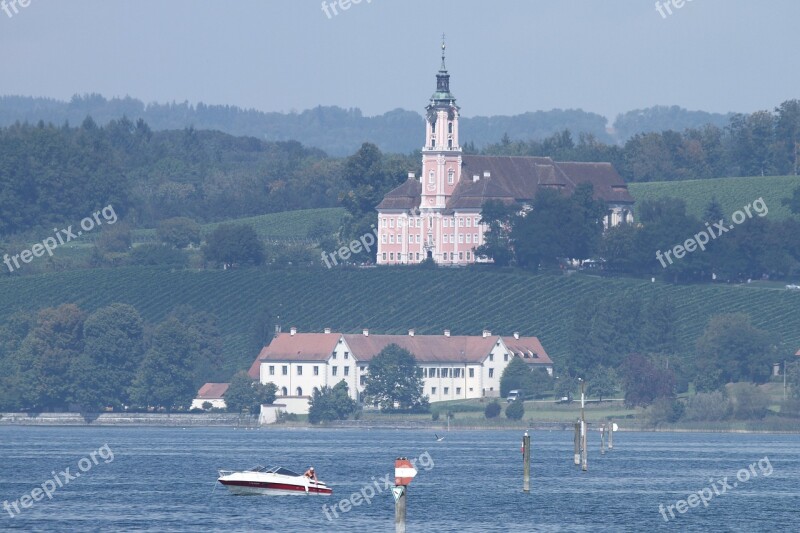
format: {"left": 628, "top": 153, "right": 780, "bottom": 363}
{"left": 481, "top": 100, "right": 800, "bottom": 182}
{"left": 0, "top": 303, "right": 225, "bottom": 411}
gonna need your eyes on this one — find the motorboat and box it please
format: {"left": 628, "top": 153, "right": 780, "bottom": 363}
{"left": 217, "top": 465, "right": 333, "bottom": 496}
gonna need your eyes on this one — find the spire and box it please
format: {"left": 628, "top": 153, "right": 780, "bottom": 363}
{"left": 440, "top": 33, "right": 447, "bottom": 72}
{"left": 433, "top": 35, "right": 454, "bottom": 103}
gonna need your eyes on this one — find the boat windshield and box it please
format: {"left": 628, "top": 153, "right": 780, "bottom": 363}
{"left": 247, "top": 465, "right": 268, "bottom": 472}
{"left": 266, "top": 466, "right": 301, "bottom": 477}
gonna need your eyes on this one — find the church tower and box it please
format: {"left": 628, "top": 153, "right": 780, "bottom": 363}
{"left": 420, "top": 38, "right": 462, "bottom": 212}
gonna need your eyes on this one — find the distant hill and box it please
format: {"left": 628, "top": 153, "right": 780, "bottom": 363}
{"left": 629, "top": 175, "right": 800, "bottom": 220}
{"left": 1, "top": 94, "right": 737, "bottom": 156}
{"left": 613, "top": 105, "right": 733, "bottom": 141}
{"left": 2, "top": 267, "right": 798, "bottom": 377}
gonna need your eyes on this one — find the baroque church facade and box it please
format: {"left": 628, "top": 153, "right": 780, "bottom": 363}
{"left": 375, "top": 43, "right": 635, "bottom": 266}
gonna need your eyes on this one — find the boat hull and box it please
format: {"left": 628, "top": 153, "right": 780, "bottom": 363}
{"left": 219, "top": 479, "right": 332, "bottom": 496}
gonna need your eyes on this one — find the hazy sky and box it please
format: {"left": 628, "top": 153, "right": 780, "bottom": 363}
{"left": 1, "top": 0, "right": 798, "bottom": 120}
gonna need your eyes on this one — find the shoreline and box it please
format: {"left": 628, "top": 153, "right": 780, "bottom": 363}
{"left": 1, "top": 412, "right": 797, "bottom": 434}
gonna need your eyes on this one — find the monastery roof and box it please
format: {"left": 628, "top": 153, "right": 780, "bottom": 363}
{"left": 248, "top": 333, "right": 341, "bottom": 378}
{"left": 196, "top": 382, "right": 229, "bottom": 399}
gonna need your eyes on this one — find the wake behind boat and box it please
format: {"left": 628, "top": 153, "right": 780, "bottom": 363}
{"left": 217, "top": 465, "right": 333, "bottom": 496}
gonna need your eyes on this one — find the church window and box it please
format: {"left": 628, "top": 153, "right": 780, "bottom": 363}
{"left": 389, "top": 235, "right": 394, "bottom": 244}
{"left": 409, "top": 235, "right": 413, "bottom": 244}
{"left": 381, "top": 234, "right": 386, "bottom": 244}
{"left": 448, "top": 122, "right": 453, "bottom": 134}
{"left": 459, "top": 234, "right": 464, "bottom": 244}
{"left": 448, "top": 169, "right": 454, "bottom": 184}
{"left": 466, "top": 234, "right": 471, "bottom": 243}
{"left": 466, "top": 218, "right": 471, "bottom": 227}
{"left": 474, "top": 233, "right": 478, "bottom": 243}
{"left": 415, "top": 235, "right": 420, "bottom": 243}
{"left": 429, "top": 171, "right": 435, "bottom": 184}
{"left": 389, "top": 253, "right": 394, "bottom": 260}
{"left": 390, "top": 219, "right": 394, "bottom": 228}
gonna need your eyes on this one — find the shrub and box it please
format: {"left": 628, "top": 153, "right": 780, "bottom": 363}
{"left": 683, "top": 391, "right": 731, "bottom": 421}
{"left": 728, "top": 383, "right": 769, "bottom": 420}
{"left": 431, "top": 411, "right": 440, "bottom": 421}
{"left": 485, "top": 401, "right": 501, "bottom": 419}
{"left": 505, "top": 400, "right": 524, "bottom": 420}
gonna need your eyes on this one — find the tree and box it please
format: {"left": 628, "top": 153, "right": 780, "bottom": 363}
{"left": 225, "top": 371, "right": 277, "bottom": 413}
{"left": 782, "top": 185, "right": 800, "bottom": 215}
{"left": 484, "top": 400, "right": 501, "bottom": 419}
{"left": 500, "top": 357, "right": 531, "bottom": 398}
{"left": 586, "top": 366, "right": 618, "bottom": 401}
{"left": 13, "top": 304, "right": 86, "bottom": 410}
{"left": 788, "top": 360, "right": 800, "bottom": 400}
{"left": 157, "top": 217, "right": 201, "bottom": 248}
{"left": 696, "top": 313, "right": 776, "bottom": 386}
{"left": 203, "top": 224, "right": 264, "bottom": 268}
{"left": 129, "top": 317, "right": 199, "bottom": 410}
{"left": 620, "top": 354, "right": 675, "bottom": 408}
{"left": 71, "top": 304, "right": 144, "bottom": 409}
{"left": 475, "top": 200, "right": 517, "bottom": 266}
{"left": 505, "top": 399, "right": 524, "bottom": 420}
{"left": 363, "top": 344, "right": 427, "bottom": 411}
{"left": 308, "top": 381, "right": 357, "bottom": 424}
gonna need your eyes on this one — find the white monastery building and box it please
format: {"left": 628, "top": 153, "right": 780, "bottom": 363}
{"left": 375, "top": 42, "right": 635, "bottom": 266}
{"left": 248, "top": 327, "right": 553, "bottom": 414}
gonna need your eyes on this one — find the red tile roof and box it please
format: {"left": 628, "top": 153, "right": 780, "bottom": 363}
{"left": 247, "top": 333, "right": 341, "bottom": 378}
{"left": 502, "top": 336, "right": 552, "bottom": 365}
{"left": 379, "top": 155, "right": 634, "bottom": 214}
{"left": 343, "top": 334, "right": 500, "bottom": 364}
{"left": 196, "top": 382, "right": 229, "bottom": 399}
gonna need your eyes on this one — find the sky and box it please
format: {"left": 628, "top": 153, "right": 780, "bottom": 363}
{"left": 1, "top": 0, "right": 798, "bottom": 121}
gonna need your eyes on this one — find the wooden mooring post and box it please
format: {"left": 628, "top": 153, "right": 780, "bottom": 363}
{"left": 394, "top": 458, "right": 417, "bottom": 533}
{"left": 573, "top": 420, "right": 581, "bottom": 466}
{"left": 580, "top": 380, "right": 587, "bottom": 472}
{"left": 608, "top": 419, "right": 614, "bottom": 449}
{"left": 600, "top": 424, "right": 606, "bottom": 455}
{"left": 523, "top": 431, "right": 531, "bottom": 493}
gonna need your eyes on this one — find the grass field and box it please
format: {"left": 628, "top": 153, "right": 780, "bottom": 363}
{"left": 2, "top": 266, "right": 799, "bottom": 377}
{"left": 628, "top": 175, "right": 800, "bottom": 220}
{"left": 130, "top": 207, "right": 346, "bottom": 243}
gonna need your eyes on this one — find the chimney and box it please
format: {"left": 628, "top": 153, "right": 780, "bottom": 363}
{"left": 483, "top": 171, "right": 491, "bottom": 179}
{"left": 513, "top": 332, "right": 520, "bottom": 339}
{"left": 324, "top": 327, "right": 331, "bottom": 334}
{"left": 362, "top": 328, "right": 369, "bottom": 337}
{"left": 472, "top": 174, "right": 480, "bottom": 183}
{"left": 408, "top": 171, "right": 416, "bottom": 180}
{"left": 482, "top": 329, "right": 491, "bottom": 338}
{"left": 408, "top": 329, "right": 415, "bottom": 337}
{"left": 290, "top": 326, "right": 297, "bottom": 336}
{"left": 443, "top": 329, "right": 451, "bottom": 337}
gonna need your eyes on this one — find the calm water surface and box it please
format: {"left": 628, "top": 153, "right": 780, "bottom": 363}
{"left": 0, "top": 427, "right": 798, "bottom": 532}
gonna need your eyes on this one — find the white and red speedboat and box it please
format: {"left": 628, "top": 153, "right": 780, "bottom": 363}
{"left": 217, "top": 465, "right": 333, "bottom": 496}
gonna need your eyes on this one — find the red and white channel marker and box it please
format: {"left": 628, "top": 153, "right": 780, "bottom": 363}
{"left": 394, "top": 458, "right": 417, "bottom": 486}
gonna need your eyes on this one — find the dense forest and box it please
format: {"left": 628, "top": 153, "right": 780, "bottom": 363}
{"left": 0, "top": 94, "right": 734, "bottom": 155}
{"left": 0, "top": 117, "right": 345, "bottom": 234}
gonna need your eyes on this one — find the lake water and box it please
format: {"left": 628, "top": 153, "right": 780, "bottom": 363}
{"left": 0, "top": 427, "right": 798, "bottom": 532}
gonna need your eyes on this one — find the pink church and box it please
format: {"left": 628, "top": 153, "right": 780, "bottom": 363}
{"left": 376, "top": 43, "right": 635, "bottom": 266}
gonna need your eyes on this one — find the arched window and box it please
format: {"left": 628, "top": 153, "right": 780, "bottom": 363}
{"left": 296, "top": 387, "right": 303, "bottom": 396}
{"left": 281, "top": 386, "right": 288, "bottom": 396}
